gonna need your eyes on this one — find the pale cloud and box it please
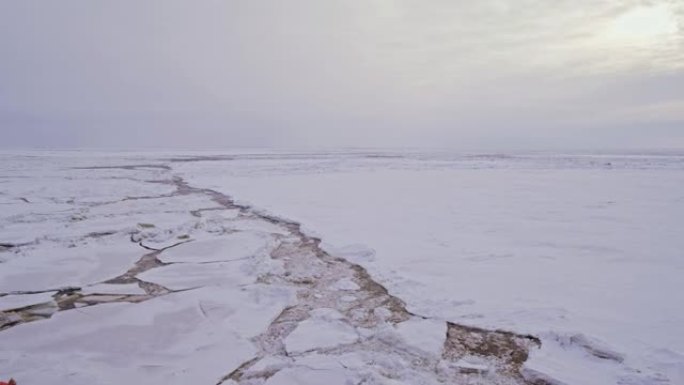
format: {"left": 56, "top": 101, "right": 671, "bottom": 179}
{"left": 1, "top": 0, "right": 682, "bottom": 149}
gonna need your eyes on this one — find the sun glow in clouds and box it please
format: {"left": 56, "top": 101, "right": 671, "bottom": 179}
{"left": 606, "top": 4, "right": 679, "bottom": 45}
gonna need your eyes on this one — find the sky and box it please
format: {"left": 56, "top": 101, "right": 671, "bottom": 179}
{"left": 1, "top": 0, "right": 683, "bottom": 150}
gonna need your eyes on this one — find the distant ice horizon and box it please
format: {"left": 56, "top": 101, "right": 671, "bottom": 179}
{"left": 3, "top": 146, "right": 684, "bottom": 156}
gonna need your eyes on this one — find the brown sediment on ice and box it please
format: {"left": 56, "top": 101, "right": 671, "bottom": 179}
{"left": 444, "top": 322, "right": 542, "bottom": 375}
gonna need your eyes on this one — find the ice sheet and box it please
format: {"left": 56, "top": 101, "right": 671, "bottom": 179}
{"left": 2, "top": 151, "right": 682, "bottom": 385}
{"left": 176, "top": 151, "right": 684, "bottom": 384}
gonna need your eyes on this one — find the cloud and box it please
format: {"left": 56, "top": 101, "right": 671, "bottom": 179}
{"left": 1, "top": 0, "right": 682, "bottom": 149}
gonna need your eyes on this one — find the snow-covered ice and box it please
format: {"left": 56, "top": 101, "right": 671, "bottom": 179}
{"left": 1, "top": 150, "right": 683, "bottom": 385}
{"left": 175, "top": 151, "right": 684, "bottom": 385}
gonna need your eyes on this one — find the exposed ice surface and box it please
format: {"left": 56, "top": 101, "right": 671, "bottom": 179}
{"left": 0, "top": 288, "right": 284, "bottom": 385}
{"left": 285, "top": 309, "right": 359, "bottom": 353}
{"left": 265, "top": 366, "right": 353, "bottom": 385}
{"left": 83, "top": 282, "right": 147, "bottom": 295}
{"left": 1, "top": 151, "right": 683, "bottom": 385}
{"left": 394, "top": 318, "right": 447, "bottom": 356}
{"left": 158, "top": 232, "right": 269, "bottom": 264}
{"left": 0, "top": 292, "right": 55, "bottom": 311}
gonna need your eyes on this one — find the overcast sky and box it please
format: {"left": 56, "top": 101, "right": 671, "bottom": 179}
{"left": 1, "top": 0, "right": 683, "bottom": 150}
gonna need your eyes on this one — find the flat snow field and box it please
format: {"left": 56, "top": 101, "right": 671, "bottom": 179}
{"left": 1, "top": 151, "right": 683, "bottom": 385}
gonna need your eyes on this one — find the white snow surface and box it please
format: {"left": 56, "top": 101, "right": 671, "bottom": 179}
{"left": 175, "top": 151, "right": 684, "bottom": 385}
{"left": 0, "top": 152, "right": 296, "bottom": 384}
{"left": 1, "top": 150, "right": 683, "bottom": 385}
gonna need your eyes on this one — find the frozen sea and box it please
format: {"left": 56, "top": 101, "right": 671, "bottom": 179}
{"left": 1, "top": 150, "right": 683, "bottom": 385}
